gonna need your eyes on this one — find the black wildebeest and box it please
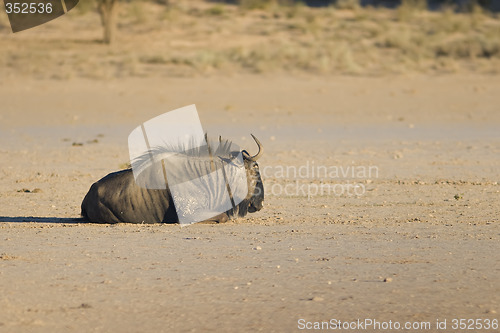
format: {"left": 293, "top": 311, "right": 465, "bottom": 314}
{"left": 81, "top": 135, "right": 264, "bottom": 224}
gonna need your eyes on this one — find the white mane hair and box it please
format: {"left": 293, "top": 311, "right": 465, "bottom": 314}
{"left": 131, "top": 136, "right": 239, "bottom": 174}
{"left": 130, "top": 135, "right": 251, "bottom": 222}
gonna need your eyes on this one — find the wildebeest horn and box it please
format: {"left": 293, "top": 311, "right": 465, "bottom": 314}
{"left": 243, "top": 134, "right": 263, "bottom": 161}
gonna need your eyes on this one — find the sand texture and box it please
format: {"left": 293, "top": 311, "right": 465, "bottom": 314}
{"left": 0, "top": 74, "right": 499, "bottom": 332}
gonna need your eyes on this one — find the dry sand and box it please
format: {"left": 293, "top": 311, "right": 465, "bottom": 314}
{"left": 0, "top": 74, "right": 499, "bottom": 332}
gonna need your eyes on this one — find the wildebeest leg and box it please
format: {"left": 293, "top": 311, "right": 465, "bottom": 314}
{"left": 198, "top": 212, "right": 229, "bottom": 224}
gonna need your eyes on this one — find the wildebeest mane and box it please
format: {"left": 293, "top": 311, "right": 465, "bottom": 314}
{"left": 131, "top": 136, "right": 238, "bottom": 172}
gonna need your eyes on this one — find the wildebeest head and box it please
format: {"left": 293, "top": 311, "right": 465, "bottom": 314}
{"left": 229, "top": 134, "right": 264, "bottom": 218}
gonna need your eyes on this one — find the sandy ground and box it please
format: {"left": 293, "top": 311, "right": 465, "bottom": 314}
{"left": 0, "top": 74, "right": 499, "bottom": 332}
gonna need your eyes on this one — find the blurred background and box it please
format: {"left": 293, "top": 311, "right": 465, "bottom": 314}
{"left": 1, "top": 0, "right": 499, "bottom": 79}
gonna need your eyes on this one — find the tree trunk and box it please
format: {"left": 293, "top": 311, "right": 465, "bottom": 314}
{"left": 97, "top": 0, "right": 117, "bottom": 44}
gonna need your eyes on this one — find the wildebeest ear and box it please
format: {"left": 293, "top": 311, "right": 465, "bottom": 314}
{"left": 242, "top": 150, "right": 251, "bottom": 160}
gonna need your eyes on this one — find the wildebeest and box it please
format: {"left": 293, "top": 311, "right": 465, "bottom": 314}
{"left": 81, "top": 135, "right": 264, "bottom": 224}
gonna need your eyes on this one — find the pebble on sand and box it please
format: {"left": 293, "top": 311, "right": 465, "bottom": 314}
{"left": 311, "top": 296, "right": 324, "bottom": 302}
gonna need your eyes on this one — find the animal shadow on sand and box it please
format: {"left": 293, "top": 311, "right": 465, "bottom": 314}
{"left": 0, "top": 216, "right": 85, "bottom": 224}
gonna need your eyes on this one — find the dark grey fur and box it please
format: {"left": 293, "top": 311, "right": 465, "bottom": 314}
{"left": 81, "top": 137, "right": 264, "bottom": 224}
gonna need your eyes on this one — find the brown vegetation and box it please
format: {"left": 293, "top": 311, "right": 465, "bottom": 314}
{"left": 0, "top": 0, "right": 498, "bottom": 78}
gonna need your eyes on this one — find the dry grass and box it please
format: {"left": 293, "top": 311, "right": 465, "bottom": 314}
{"left": 0, "top": 0, "right": 499, "bottom": 79}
